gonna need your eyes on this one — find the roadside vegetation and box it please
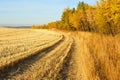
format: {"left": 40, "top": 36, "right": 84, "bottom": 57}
{"left": 71, "top": 32, "right": 120, "bottom": 80}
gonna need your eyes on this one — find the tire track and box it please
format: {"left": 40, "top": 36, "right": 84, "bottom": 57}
{"left": 56, "top": 37, "right": 75, "bottom": 80}
{"left": 7, "top": 35, "right": 73, "bottom": 80}
{"left": 0, "top": 35, "right": 64, "bottom": 80}
{"left": 66, "top": 36, "right": 98, "bottom": 80}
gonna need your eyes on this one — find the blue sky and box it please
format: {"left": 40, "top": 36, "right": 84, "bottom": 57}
{"left": 0, "top": 0, "right": 97, "bottom": 26}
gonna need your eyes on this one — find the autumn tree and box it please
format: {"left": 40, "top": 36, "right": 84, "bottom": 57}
{"left": 31, "top": 25, "right": 36, "bottom": 29}
{"left": 86, "top": 6, "right": 97, "bottom": 32}
{"left": 61, "top": 8, "right": 75, "bottom": 30}
{"left": 69, "top": 1, "right": 91, "bottom": 31}
{"left": 95, "top": 0, "right": 120, "bottom": 36}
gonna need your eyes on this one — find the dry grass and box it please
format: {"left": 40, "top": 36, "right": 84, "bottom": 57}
{"left": 9, "top": 35, "right": 73, "bottom": 80}
{"left": 74, "top": 32, "right": 120, "bottom": 80}
{"left": 0, "top": 28, "right": 63, "bottom": 72}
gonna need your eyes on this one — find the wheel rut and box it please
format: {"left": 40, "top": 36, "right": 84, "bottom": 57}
{"left": 7, "top": 35, "right": 73, "bottom": 80}
{"left": 0, "top": 35, "right": 65, "bottom": 80}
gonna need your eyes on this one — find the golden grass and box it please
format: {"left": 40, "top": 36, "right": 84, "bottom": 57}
{"left": 9, "top": 35, "right": 73, "bottom": 80}
{"left": 75, "top": 32, "right": 120, "bottom": 80}
{"left": 0, "top": 28, "right": 63, "bottom": 71}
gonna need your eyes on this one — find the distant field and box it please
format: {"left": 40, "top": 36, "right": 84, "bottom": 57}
{"left": 0, "top": 28, "right": 119, "bottom": 80}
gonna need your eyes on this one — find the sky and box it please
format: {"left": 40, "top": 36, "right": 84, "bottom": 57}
{"left": 0, "top": 0, "right": 97, "bottom": 26}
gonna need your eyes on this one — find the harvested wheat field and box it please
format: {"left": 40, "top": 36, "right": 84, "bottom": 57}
{"left": 0, "top": 28, "right": 120, "bottom": 80}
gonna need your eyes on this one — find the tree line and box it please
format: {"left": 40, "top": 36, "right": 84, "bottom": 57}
{"left": 32, "top": 0, "right": 120, "bottom": 36}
